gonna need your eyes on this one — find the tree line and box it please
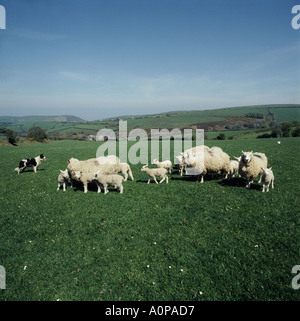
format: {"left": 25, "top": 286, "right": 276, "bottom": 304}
{"left": 0, "top": 126, "right": 48, "bottom": 145}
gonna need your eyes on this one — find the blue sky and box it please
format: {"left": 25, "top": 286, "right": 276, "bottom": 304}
{"left": 0, "top": 0, "right": 299, "bottom": 120}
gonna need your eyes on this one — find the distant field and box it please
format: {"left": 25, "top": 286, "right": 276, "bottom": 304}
{"left": 0, "top": 138, "right": 299, "bottom": 300}
{"left": 1, "top": 105, "right": 299, "bottom": 140}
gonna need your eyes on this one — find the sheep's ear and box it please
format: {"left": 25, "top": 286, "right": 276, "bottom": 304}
{"left": 269, "top": 167, "right": 272, "bottom": 170}
{"left": 60, "top": 170, "right": 63, "bottom": 173}
{"left": 80, "top": 171, "right": 83, "bottom": 174}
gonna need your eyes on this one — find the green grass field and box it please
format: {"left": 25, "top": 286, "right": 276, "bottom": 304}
{"left": 0, "top": 138, "right": 299, "bottom": 301}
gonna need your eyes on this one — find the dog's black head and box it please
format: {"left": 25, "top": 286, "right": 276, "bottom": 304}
{"left": 40, "top": 154, "right": 46, "bottom": 160}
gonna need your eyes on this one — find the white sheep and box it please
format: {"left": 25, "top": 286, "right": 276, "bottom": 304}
{"left": 67, "top": 157, "right": 119, "bottom": 175}
{"left": 152, "top": 159, "right": 173, "bottom": 174}
{"left": 57, "top": 169, "right": 72, "bottom": 192}
{"left": 261, "top": 167, "right": 274, "bottom": 192}
{"left": 141, "top": 165, "right": 169, "bottom": 184}
{"left": 117, "top": 163, "right": 134, "bottom": 181}
{"left": 182, "top": 146, "right": 230, "bottom": 183}
{"left": 71, "top": 171, "right": 96, "bottom": 193}
{"left": 238, "top": 151, "right": 268, "bottom": 189}
{"left": 92, "top": 171, "right": 125, "bottom": 194}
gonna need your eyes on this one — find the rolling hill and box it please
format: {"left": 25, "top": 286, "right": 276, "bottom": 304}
{"left": 0, "top": 104, "right": 299, "bottom": 140}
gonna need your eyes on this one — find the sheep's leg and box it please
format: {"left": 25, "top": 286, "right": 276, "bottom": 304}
{"left": 258, "top": 174, "right": 262, "bottom": 184}
{"left": 96, "top": 182, "right": 101, "bottom": 193}
{"left": 123, "top": 171, "right": 128, "bottom": 182}
{"left": 104, "top": 185, "right": 108, "bottom": 194}
{"left": 166, "top": 175, "right": 169, "bottom": 184}
{"left": 57, "top": 183, "right": 61, "bottom": 191}
{"left": 129, "top": 170, "right": 134, "bottom": 181}
{"left": 147, "top": 176, "right": 151, "bottom": 184}
{"left": 200, "top": 175, "right": 204, "bottom": 183}
{"left": 119, "top": 184, "right": 123, "bottom": 194}
{"left": 272, "top": 179, "right": 274, "bottom": 189}
{"left": 63, "top": 182, "right": 66, "bottom": 192}
{"left": 262, "top": 184, "right": 265, "bottom": 192}
{"left": 83, "top": 183, "right": 88, "bottom": 193}
{"left": 159, "top": 176, "right": 166, "bottom": 184}
{"left": 153, "top": 176, "right": 159, "bottom": 184}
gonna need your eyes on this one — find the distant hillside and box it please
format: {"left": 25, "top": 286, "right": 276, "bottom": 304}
{"left": 0, "top": 115, "right": 86, "bottom": 123}
{"left": 0, "top": 104, "right": 299, "bottom": 140}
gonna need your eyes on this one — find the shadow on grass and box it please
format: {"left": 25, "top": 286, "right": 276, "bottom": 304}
{"left": 218, "top": 177, "right": 262, "bottom": 190}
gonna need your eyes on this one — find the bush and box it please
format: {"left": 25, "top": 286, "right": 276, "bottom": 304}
{"left": 280, "top": 122, "right": 291, "bottom": 137}
{"left": 217, "top": 133, "right": 226, "bottom": 140}
{"left": 4, "top": 128, "right": 19, "bottom": 145}
{"left": 257, "top": 133, "right": 271, "bottom": 139}
{"left": 27, "top": 127, "right": 48, "bottom": 143}
{"left": 292, "top": 127, "right": 300, "bottom": 137}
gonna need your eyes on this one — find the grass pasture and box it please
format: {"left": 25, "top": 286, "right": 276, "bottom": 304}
{"left": 0, "top": 138, "right": 299, "bottom": 301}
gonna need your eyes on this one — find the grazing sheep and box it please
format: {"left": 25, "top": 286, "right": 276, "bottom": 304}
{"left": 141, "top": 165, "right": 169, "bottom": 184}
{"left": 238, "top": 151, "right": 268, "bottom": 189}
{"left": 261, "top": 167, "right": 274, "bottom": 192}
{"left": 152, "top": 159, "right": 173, "bottom": 174}
{"left": 92, "top": 171, "right": 125, "bottom": 194}
{"left": 182, "top": 146, "right": 230, "bottom": 183}
{"left": 117, "top": 163, "right": 134, "bottom": 181}
{"left": 15, "top": 154, "right": 46, "bottom": 174}
{"left": 57, "top": 169, "right": 72, "bottom": 192}
{"left": 67, "top": 157, "right": 119, "bottom": 175}
{"left": 71, "top": 171, "right": 96, "bottom": 193}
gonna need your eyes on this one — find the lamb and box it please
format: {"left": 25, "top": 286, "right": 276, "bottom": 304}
{"left": 174, "top": 155, "right": 186, "bottom": 176}
{"left": 117, "top": 163, "right": 134, "bottom": 181}
{"left": 71, "top": 171, "right": 96, "bottom": 193}
{"left": 152, "top": 159, "right": 173, "bottom": 174}
{"left": 182, "top": 146, "right": 230, "bottom": 183}
{"left": 141, "top": 165, "right": 169, "bottom": 184}
{"left": 57, "top": 169, "right": 72, "bottom": 192}
{"left": 228, "top": 158, "right": 240, "bottom": 180}
{"left": 92, "top": 171, "right": 125, "bottom": 194}
{"left": 261, "top": 167, "right": 274, "bottom": 192}
{"left": 67, "top": 157, "right": 119, "bottom": 175}
{"left": 15, "top": 154, "right": 46, "bottom": 174}
{"left": 238, "top": 151, "right": 268, "bottom": 189}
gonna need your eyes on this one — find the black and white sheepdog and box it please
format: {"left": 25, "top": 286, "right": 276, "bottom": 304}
{"left": 15, "top": 154, "right": 47, "bottom": 174}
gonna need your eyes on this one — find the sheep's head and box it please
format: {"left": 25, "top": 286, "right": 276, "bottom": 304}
{"left": 72, "top": 171, "right": 81, "bottom": 180}
{"left": 68, "top": 157, "right": 78, "bottom": 164}
{"left": 261, "top": 167, "right": 272, "bottom": 175}
{"left": 92, "top": 171, "right": 100, "bottom": 180}
{"left": 152, "top": 159, "right": 158, "bottom": 164}
{"left": 141, "top": 164, "right": 148, "bottom": 171}
{"left": 60, "top": 169, "right": 69, "bottom": 178}
{"left": 241, "top": 151, "right": 253, "bottom": 164}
